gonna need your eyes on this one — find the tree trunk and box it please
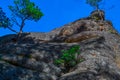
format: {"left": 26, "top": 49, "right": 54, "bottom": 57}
{"left": 17, "top": 18, "right": 26, "bottom": 40}
{"left": 96, "top": 5, "right": 104, "bottom": 21}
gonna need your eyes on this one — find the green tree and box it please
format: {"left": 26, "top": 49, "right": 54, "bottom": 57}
{"left": 86, "top": 0, "right": 102, "bottom": 10}
{"left": 0, "top": 7, "right": 17, "bottom": 33}
{"left": 86, "top": 0, "right": 104, "bottom": 21}
{"left": 8, "top": 0, "right": 43, "bottom": 37}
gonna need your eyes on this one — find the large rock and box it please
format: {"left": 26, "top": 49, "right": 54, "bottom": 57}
{"left": 0, "top": 10, "right": 120, "bottom": 80}
{"left": 90, "top": 10, "right": 105, "bottom": 20}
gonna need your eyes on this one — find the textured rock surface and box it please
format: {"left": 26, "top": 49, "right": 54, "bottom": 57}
{"left": 0, "top": 10, "right": 120, "bottom": 80}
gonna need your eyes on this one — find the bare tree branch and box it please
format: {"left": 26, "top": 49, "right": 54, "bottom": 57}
{"left": 11, "top": 17, "right": 21, "bottom": 27}
{"left": 7, "top": 26, "right": 18, "bottom": 33}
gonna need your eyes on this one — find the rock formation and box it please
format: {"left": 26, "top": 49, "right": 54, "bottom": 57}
{"left": 0, "top": 10, "right": 120, "bottom": 80}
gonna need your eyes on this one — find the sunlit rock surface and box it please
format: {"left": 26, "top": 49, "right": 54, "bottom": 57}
{"left": 0, "top": 10, "right": 120, "bottom": 80}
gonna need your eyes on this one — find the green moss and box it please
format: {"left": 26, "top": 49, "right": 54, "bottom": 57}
{"left": 108, "top": 29, "right": 116, "bottom": 34}
{"left": 92, "top": 16, "right": 100, "bottom": 21}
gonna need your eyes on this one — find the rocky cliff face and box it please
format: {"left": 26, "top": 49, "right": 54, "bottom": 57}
{"left": 0, "top": 10, "right": 120, "bottom": 80}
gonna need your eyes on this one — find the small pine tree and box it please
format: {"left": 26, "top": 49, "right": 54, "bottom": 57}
{"left": 8, "top": 0, "right": 43, "bottom": 38}
{"left": 86, "top": 0, "right": 104, "bottom": 20}
{"left": 86, "top": 0, "right": 102, "bottom": 10}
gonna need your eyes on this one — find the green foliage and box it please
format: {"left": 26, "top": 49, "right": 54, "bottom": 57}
{"left": 9, "top": 0, "right": 43, "bottom": 21}
{"left": 55, "top": 45, "right": 85, "bottom": 71}
{"left": 0, "top": 0, "right": 43, "bottom": 35}
{"left": 0, "top": 7, "right": 11, "bottom": 28}
{"left": 86, "top": 0, "right": 102, "bottom": 9}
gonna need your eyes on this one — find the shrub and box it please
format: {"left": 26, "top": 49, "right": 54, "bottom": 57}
{"left": 54, "top": 45, "right": 85, "bottom": 72}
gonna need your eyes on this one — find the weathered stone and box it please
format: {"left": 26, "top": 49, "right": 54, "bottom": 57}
{"left": 90, "top": 10, "right": 105, "bottom": 21}
{"left": 0, "top": 10, "right": 120, "bottom": 80}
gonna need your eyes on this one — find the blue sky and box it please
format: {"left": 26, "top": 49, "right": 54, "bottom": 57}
{"left": 0, "top": 0, "right": 120, "bottom": 36}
